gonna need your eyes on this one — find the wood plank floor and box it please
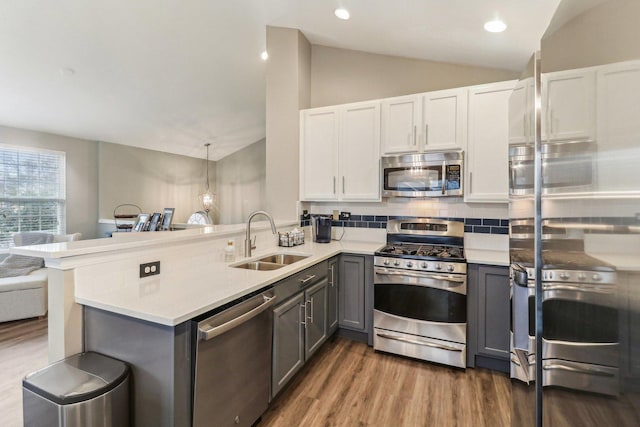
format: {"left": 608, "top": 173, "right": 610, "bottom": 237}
{"left": 260, "top": 336, "right": 511, "bottom": 427}
{"left": 0, "top": 316, "right": 48, "bottom": 427}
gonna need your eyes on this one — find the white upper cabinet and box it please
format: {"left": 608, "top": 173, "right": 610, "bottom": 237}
{"left": 300, "top": 107, "right": 340, "bottom": 201}
{"left": 423, "top": 88, "right": 467, "bottom": 151}
{"left": 340, "top": 103, "right": 381, "bottom": 200}
{"left": 596, "top": 60, "right": 640, "bottom": 194}
{"left": 380, "top": 95, "right": 422, "bottom": 154}
{"left": 542, "top": 69, "right": 595, "bottom": 141}
{"left": 300, "top": 101, "right": 381, "bottom": 202}
{"left": 465, "top": 80, "right": 517, "bottom": 203}
{"left": 508, "top": 79, "right": 533, "bottom": 144}
{"left": 381, "top": 89, "right": 466, "bottom": 154}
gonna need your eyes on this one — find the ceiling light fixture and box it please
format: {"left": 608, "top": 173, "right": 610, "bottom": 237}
{"left": 334, "top": 8, "right": 350, "bottom": 20}
{"left": 198, "top": 143, "right": 216, "bottom": 218}
{"left": 484, "top": 20, "right": 507, "bottom": 33}
{"left": 260, "top": 51, "right": 269, "bottom": 61}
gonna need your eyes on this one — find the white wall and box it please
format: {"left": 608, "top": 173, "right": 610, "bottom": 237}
{"left": 215, "top": 139, "right": 266, "bottom": 224}
{"left": 98, "top": 142, "right": 215, "bottom": 224}
{"left": 0, "top": 125, "right": 100, "bottom": 239}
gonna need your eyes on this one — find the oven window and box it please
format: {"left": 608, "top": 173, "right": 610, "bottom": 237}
{"left": 384, "top": 166, "right": 442, "bottom": 192}
{"left": 374, "top": 283, "right": 466, "bottom": 323}
{"left": 543, "top": 300, "right": 617, "bottom": 343}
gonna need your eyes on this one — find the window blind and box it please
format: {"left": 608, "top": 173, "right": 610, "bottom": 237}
{"left": 0, "top": 144, "right": 66, "bottom": 249}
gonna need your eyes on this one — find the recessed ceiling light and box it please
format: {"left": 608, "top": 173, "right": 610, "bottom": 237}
{"left": 260, "top": 51, "right": 269, "bottom": 61}
{"left": 59, "top": 67, "right": 75, "bottom": 77}
{"left": 334, "top": 8, "right": 350, "bottom": 20}
{"left": 484, "top": 20, "right": 507, "bottom": 33}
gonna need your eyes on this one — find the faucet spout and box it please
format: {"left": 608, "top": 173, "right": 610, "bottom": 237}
{"left": 244, "top": 210, "right": 277, "bottom": 257}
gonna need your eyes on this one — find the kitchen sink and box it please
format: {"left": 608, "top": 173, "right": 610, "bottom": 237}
{"left": 255, "top": 253, "right": 309, "bottom": 265}
{"left": 232, "top": 261, "right": 285, "bottom": 271}
{"left": 231, "top": 253, "right": 310, "bottom": 271}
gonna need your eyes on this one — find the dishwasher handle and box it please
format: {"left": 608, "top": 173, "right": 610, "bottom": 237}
{"left": 198, "top": 292, "right": 277, "bottom": 341}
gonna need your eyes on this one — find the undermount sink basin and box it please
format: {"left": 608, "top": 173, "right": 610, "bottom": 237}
{"left": 256, "top": 253, "right": 309, "bottom": 265}
{"left": 231, "top": 253, "right": 310, "bottom": 271}
{"left": 232, "top": 261, "right": 284, "bottom": 271}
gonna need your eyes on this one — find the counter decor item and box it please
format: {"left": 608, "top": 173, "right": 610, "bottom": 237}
{"left": 224, "top": 239, "right": 235, "bottom": 262}
{"left": 161, "top": 208, "right": 174, "bottom": 230}
{"left": 133, "top": 213, "right": 150, "bottom": 232}
{"left": 278, "top": 229, "right": 305, "bottom": 247}
{"left": 113, "top": 204, "right": 142, "bottom": 232}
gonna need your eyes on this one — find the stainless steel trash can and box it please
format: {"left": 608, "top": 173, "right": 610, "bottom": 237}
{"left": 22, "top": 352, "right": 130, "bottom": 427}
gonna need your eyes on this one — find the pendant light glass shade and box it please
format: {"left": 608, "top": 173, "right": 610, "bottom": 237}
{"left": 199, "top": 143, "right": 215, "bottom": 213}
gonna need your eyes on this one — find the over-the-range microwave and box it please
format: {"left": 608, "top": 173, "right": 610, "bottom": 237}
{"left": 381, "top": 150, "right": 464, "bottom": 198}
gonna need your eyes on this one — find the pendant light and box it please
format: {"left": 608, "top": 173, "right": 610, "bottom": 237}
{"left": 198, "top": 143, "right": 215, "bottom": 215}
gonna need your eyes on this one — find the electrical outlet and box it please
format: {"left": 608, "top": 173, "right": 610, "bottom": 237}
{"left": 302, "top": 210, "right": 311, "bottom": 220}
{"left": 339, "top": 211, "right": 351, "bottom": 220}
{"left": 333, "top": 210, "right": 339, "bottom": 220}
{"left": 140, "top": 261, "right": 161, "bottom": 278}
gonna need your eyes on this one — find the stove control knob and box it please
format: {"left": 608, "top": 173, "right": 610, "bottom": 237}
{"left": 393, "top": 260, "right": 400, "bottom": 267}
{"left": 435, "top": 263, "right": 442, "bottom": 271}
{"left": 383, "top": 259, "right": 390, "bottom": 266}
{"left": 592, "top": 273, "right": 602, "bottom": 282}
{"left": 421, "top": 262, "right": 428, "bottom": 269}
{"left": 578, "top": 273, "right": 586, "bottom": 281}
{"left": 559, "top": 272, "right": 570, "bottom": 280}
{"left": 406, "top": 261, "right": 413, "bottom": 268}
{"left": 447, "top": 265, "right": 455, "bottom": 272}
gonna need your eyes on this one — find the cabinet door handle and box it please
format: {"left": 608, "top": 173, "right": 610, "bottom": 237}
{"left": 300, "top": 303, "right": 307, "bottom": 326}
{"left": 307, "top": 298, "right": 314, "bottom": 323}
{"left": 342, "top": 176, "right": 345, "bottom": 194}
{"left": 425, "top": 124, "right": 429, "bottom": 146}
{"left": 329, "top": 265, "right": 334, "bottom": 286}
{"left": 333, "top": 176, "right": 336, "bottom": 194}
{"left": 300, "top": 274, "right": 316, "bottom": 285}
{"left": 413, "top": 125, "right": 417, "bottom": 146}
{"left": 441, "top": 160, "right": 446, "bottom": 195}
{"left": 469, "top": 172, "right": 473, "bottom": 194}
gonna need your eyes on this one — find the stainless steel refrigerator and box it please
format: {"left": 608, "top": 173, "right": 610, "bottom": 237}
{"left": 508, "top": 0, "right": 640, "bottom": 425}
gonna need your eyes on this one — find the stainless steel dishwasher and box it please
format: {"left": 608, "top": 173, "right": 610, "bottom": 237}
{"left": 192, "top": 290, "right": 276, "bottom": 427}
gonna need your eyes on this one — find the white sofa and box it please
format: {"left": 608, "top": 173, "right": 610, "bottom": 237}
{"left": 0, "top": 233, "right": 81, "bottom": 323}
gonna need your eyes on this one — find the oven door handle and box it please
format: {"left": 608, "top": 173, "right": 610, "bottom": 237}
{"left": 376, "top": 332, "right": 463, "bottom": 352}
{"left": 543, "top": 284, "right": 614, "bottom": 294}
{"left": 375, "top": 269, "right": 465, "bottom": 284}
{"left": 542, "top": 363, "right": 615, "bottom": 378}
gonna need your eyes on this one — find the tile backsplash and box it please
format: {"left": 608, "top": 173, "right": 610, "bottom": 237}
{"left": 301, "top": 214, "right": 510, "bottom": 235}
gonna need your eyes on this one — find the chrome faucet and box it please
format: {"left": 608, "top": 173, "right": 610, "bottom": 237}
{"left": 244, "top": 210, "right": 277, "bottom": 257}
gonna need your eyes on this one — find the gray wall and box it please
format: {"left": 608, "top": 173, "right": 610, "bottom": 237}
{"left": 541, "top": 0, "right": 640, "bottom": 72}
{"left": 265, "top": 27, "right": 311, "bottom": 221}
{"left": 98, "top": 142, "right": 215, "bottom": 224}
{"left": 310, "top": 45, "right": 520, "bottom": 107}
{"left": 215, "top": 139, "right": 266, "bottom": 224}
{"left": 0, "top": 125, "right": 99, "bottom": 239}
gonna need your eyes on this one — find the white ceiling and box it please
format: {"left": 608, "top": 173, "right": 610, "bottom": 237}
{"left": 0, "top": 0, "right": 560, "bottom": 161}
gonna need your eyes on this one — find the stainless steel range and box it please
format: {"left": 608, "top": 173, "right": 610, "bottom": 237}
{"left": 510, "top": 221, "right": 619, "bottom": 395}
{"left": 373, "top": 218, "right": 467, "bottom": 368}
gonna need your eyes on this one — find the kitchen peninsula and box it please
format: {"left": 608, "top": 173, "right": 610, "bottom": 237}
{"left": 11, "top": 222, "right": 383, "bottom": 426}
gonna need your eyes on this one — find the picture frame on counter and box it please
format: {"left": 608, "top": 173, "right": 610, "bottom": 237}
{"left": 161, "top": 208, "right": 174, "bottom": 230}
{"left": 133, "top": 213, "right": 150, "bottom": 232}
{"left": 148, "top": 212, "right": 162, "bottom": 231}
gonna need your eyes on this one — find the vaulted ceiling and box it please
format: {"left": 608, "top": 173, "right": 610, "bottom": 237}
{"left": 0, "top": 1, "right": 560, "bottom": 160}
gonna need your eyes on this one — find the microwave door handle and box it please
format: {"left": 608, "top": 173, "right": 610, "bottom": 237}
{"left": 441, "top": 161, "right": 446, "bottom": 195}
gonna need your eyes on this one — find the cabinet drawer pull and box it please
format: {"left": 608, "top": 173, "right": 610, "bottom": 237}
{"left": 300, "top": 274, "right": 317, "bottom": 285}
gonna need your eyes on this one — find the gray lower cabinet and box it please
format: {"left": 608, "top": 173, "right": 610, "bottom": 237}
{"left": 272, "top": 293, "right": 305, "bottom": 397}
{"left": 305, "top": 279, "right": 329, "bottom": 359}
{"left": 467, "top": 264, "right": 510, "bottom": 372}
{"left": 338, "top": 255, "right": 366, "bottom": 331}
{"left": 327, "top": 257, "right": 339, "bottom": 335}
{"left": 272, "top": 261, "right": 329, "bottom": 398}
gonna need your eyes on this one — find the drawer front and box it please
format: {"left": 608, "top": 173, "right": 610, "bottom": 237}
{"left": 274, "top": 260, "right": 328, "bottom": 303}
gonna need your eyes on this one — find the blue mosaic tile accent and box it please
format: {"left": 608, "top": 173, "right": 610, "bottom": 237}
{"left": 482, "top": 218, "right": 500, "bottom": 226}
{"left": 350, "top": 215, "right": 362, "bottom": 221}
{"left": 375, "top": 215, "right": 389, "bottom": 222}
{"left": 501, "top": 219, "right": 510, "bottom": 227}
{"left": 491, "top": 227, "right": 509, "bottom": 235}
{"left": 465, "top": 218, "right": 482, "bottom": 225}
{"left": 464, "top": 225, "right": 473, "bottom": 232}
{"left": 362, "top": 215, "right": 375, "bottom": 221}
{"left": 473, "top": 226, "right": 491, "bottom": 234}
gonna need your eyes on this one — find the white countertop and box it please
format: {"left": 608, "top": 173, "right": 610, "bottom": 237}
{"left": 588, "top": 253, "right": 640, "bottom": 272}
{"left": 465, "top": 249, "right": 510, "bottom": 267}
{"left": 74, "top": 239, "right": 382, "bottom": 326}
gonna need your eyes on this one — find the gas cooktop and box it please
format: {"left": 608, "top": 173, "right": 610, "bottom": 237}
{"left": 376, "top": 243, "right": 465, "bottom": 261}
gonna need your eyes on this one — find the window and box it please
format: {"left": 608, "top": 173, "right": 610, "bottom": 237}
{"left": 0, "top": 144, "right": 66, "bottom": 249}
